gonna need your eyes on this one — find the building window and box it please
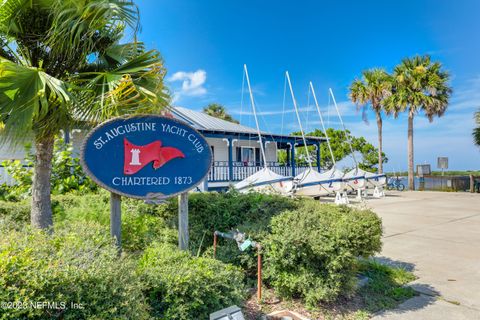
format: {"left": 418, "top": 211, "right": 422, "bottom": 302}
{"left": 241, "top": 147, "right": 254, "bottom": 166}
{"left": 242, "top": 147, "right": 254, "bottom": 162}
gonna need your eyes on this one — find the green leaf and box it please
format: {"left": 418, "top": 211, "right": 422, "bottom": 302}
{"left": 0, "top": 58, "right": 72, "bottom": 141}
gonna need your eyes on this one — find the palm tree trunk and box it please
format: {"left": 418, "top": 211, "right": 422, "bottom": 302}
{"left": 407, "top": 111, "right": 415, "bottom": 190}
{"left": 31, "top": 135, "right": 54, "bottom": 230}
{"left": 376, "top": 111, "right": 383, "bottom": 174}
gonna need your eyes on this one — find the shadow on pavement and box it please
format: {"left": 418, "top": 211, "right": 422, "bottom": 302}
{"left": 370, "top": 257, "right": 441, "bottom": 318}
{"left": 373, "top": 256, "right": 416, "bottom": 272}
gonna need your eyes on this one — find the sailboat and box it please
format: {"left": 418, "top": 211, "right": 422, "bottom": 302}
{"left": 285, "top": 72, "right": 345, "bottom": 199}
{"left": 234, "top": 65, "right": 293, "bottom": 194}
{"left": 329, "top": 89, "right": 386, "bottom": 198}
{"left": 328, "top": 89, "right": 366, "bottom": 197}
{"left": 310, "top": 82, "right": 348, "bottom": 203}
{"left": 364, "top": 171, "right": 387, "bottom": 188}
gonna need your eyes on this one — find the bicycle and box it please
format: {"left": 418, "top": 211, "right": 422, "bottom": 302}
{"left": 387, "top": 177, "right": 405, "bottom": 191}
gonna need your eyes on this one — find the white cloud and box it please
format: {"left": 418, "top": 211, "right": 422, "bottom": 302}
{"left": 229, "top": 101, "right": 358, "bottom": 118}
{"left": 168, "top": 69, "right": 207, "bottom": 102}
{"left": 230, "top": 106, "right": 315, "bottom": 116}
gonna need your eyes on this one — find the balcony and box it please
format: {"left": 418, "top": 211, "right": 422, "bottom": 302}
{"left": 207, "top": 161, "right": 319, "bottom": 183}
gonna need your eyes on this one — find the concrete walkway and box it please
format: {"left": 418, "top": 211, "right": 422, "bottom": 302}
{"left": 366, "top": 191, "right": 480, "bottom": 320}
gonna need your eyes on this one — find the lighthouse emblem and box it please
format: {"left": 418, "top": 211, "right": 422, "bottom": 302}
{"left": 129, "top": 149, "right": 141, "bottom": 166}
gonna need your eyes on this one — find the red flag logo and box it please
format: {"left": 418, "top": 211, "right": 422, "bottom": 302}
{"left": 124, "top": 138, "right": 185, "bottom": 175}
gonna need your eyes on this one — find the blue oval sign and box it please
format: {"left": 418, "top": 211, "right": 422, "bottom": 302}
{"left": 81, "top": 115, "right": 212, "bottom": 199}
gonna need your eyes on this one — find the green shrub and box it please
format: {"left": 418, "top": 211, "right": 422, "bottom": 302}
{"left": 122, "top": 211, "right": 177, "bottom": 251}
{"left": 173, "top": 191, "right": 298, "bottom": 254}
{"left": 53, "top": 193, "right": 110, "bottom": 225}
{"left": 0, "top": 160, "right": 32, "bottom": 201}
{"left": 53, "top": 193, "right": 177, "bottom": 251}
{"left": 0, "top": 139, "right": 97, "bottom": 201}
{"left": 0, "top": 200, "right": 30, "bottom": 228}
{"left": 138, "top": 243, "right": 245, "bottom": 320}
{"left": 0, "top": 222, "right": 149, "bottom": 319}
{"left": 264, "top": 201, "right": 382, "bottom": 307}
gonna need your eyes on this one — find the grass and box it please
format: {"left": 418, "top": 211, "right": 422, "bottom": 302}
{"left": 356, "top": 260, "right": 417, "bottom": 314}
{"left": 244, "top": 259, "right": 417, "bottom": 320}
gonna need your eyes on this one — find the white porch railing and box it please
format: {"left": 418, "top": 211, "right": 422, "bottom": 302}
{"left": 207, "top": 161, "right": 317, "bottom": 182}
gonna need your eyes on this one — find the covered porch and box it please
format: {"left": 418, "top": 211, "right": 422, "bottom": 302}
{"left": 200, "top": 131, "right": 324, "bottom": 185}
{"left": 169, "top": 106, "right": 325, "bottom": 190}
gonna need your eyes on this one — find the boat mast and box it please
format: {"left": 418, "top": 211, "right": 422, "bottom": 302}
{"left": 286, "top": 71, "right": 313, "bottom": 171}
{"left": 309, "top": 82, "right": 336, "bottom": 166}
{"left": 329, "top": 88, "right": 358, "bottom": 168}
{"left": 244, "top": 64, "right": 268, "bottom": 169}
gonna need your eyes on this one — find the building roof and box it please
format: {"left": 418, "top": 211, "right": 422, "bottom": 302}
{"left": 171, "top": 106, "right": 325, "bottom": 143}
{"left": 172, "top": 106, "right": 260, "bottom": 134}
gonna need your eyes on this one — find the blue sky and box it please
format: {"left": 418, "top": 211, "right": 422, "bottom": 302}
{"left": 136, "top": 0, "right": 480, "bottom": 171}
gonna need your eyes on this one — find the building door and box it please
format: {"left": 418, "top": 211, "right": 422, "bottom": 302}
{"left": 241, "top": 147, "right": 254, "bottom": 166}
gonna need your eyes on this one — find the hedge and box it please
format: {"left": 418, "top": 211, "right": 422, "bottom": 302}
{"left": 0, "top": 222, "right": 149, "bottom": 319}
{"left": 264, "top": 201, "right": 383, "bottom": 306}
{"left": 0, "top": 191, "right": 384, "bottom": 312}
{"left": 0, "top": 200, "right": 30, "bottom": 228}
{"left": 138, "top": 243, "right": 245, "bottom": 320}
{"left": 53, "top": 193, "right": 177, "bottom": 251}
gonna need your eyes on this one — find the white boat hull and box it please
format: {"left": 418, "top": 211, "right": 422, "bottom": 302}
{"left": 291, "top": 168, "right": 346, "bottom": 197}
{"left": 294, "top": 179, "right": 344, "bottom": 197}
{"left": 235, "top": 168, "right": 293, "bottom": 195}
{"left": 344, "top": 177, "right": 367, "bottom": 191}
{"left": 366, "top": 174, "right": 387, "bottom": 188}
{"left": 237, "top": 179, "right": 292, "bottom": 195}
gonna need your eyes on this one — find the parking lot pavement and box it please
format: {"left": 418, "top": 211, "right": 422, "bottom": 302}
{"left": 367, "top": 191, "right": 480, "bottom": 320}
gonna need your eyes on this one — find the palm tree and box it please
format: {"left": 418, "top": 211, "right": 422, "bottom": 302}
{"left": 203, "top": 103, "right": 239, "bottom": 123}
{"left": 474, "top": 109, "right": 480, "bottom": 147}
{"left": 0, "top": 0, "right": 170, "bottom": 230}
{"left": 385, "top": 55, "right": 451, "bottom": 190}
{"left": 349, "top": 69, "right": 391, "bottom": 174}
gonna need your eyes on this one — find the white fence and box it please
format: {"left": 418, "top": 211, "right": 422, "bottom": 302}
{"left": 0, "top": 166, "right": 16, "bottom": 185}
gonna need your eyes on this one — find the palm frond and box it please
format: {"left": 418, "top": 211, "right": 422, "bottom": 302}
{"left": 45, "top": 0, "right": 139, "bottom": 59}
{"left": 474, "top": 127, "right": 480, "bottom": 147}
{"left": 0, "top": 58, "right": 73, "bottom": 142}
{"left": 473, "top": 110, "right": 480, "bottom": 147}
{"left": 0, "top": 0, "right": 32, "bottom": 35}
{"left": 349, "top": 68, "right": 392, "bottom": 123}
{"left": 389, "top": 55, "right": 451, "bottom": 119}
{"left": 103, "top": 41, "right": 145, "bottom": 64}
{"left": 73, "top": 49, "right": 170, "bottom": 123}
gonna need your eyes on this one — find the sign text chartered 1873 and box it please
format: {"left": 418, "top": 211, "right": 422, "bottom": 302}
{"left": 81, "top": 115, "right": 212, "bottom": 199}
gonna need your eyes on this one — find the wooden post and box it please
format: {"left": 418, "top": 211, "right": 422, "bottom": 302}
{"left": 178, "top": 192, "right": 189, "bottom": 250}
{"left": 213, "top": 232, "right": 218, "bottom": 258}
{"left": 257, "top": 245, "right": 262, "bottom": 301}
{"left": 110, "top": 192, "right": 122, "bottom": 250}
{"left": 470, "top": 175, "right": 475, "bottom": 193}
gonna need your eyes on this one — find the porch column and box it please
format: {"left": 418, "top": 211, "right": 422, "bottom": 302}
{"left": 264, "top": 140, "right": 272, "bottom": 166}
{"left": 291, "top": 143, "right": 296, "bottom": 176}
{"left": 64, "top": 129, "right": 70, "bottom": 144}
{"left": 316, "top": 143, "right": 321, "bottom": 172}
{"left": 227, "top": 138, "right": 233, "bottom": 181}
